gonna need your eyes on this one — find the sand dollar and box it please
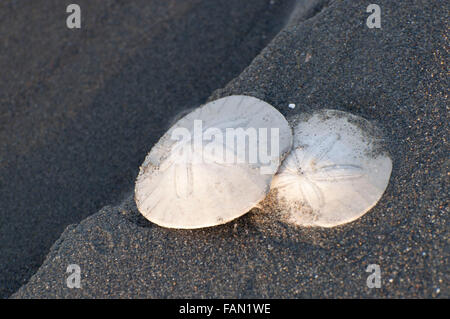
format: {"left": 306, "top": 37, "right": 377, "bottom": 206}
{"left": 135, "top": 95, "right": 292, "bottom": 229}
{"left": 270, "top": 109, "right": 392, "bottom": 227}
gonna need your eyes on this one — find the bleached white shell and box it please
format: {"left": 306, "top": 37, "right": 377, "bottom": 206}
{"left": 271, "top": 109, "right": 392, "bottom": 227}
{"left": 135, "top": 95, "right": 292, "bottom": 229}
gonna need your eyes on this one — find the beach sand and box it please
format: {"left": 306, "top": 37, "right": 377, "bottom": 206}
{"left": 0, "top": 0, "right": 297, "bottom": 297}
{"left": 5, "top": 0, "right": 449, "bottom": 298}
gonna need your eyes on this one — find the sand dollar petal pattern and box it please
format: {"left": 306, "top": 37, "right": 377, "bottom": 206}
{"left": 271, "top": 109, "right": 392, "bottom": 227}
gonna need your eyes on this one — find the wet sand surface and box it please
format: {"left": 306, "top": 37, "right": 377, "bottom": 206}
{"left": 4, "top": 0, "right": 449, "bottom": 298}
{"left": 0, "top": 0, "right": 296, "bottom": 297}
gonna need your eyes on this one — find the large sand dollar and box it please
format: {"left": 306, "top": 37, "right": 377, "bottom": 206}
{"left": 135, "top": 95, "right": 292, "bottom": 229}
{"left": 271, "top": 109, "right": 392, "bottom": 227}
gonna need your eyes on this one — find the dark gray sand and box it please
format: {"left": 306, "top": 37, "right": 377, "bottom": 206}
{"left": 0, "top": 0, "right": 297, "bottom": 297}
{"left": 9, "top": 0, "right": 449, "bottom": 298}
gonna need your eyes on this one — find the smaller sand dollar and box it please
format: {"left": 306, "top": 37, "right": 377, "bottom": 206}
{"left": 270, "top": 109, "right": 392, "bottom": 227}
{"left": 135, "top": 95, "right": 292, "bottom": 229}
